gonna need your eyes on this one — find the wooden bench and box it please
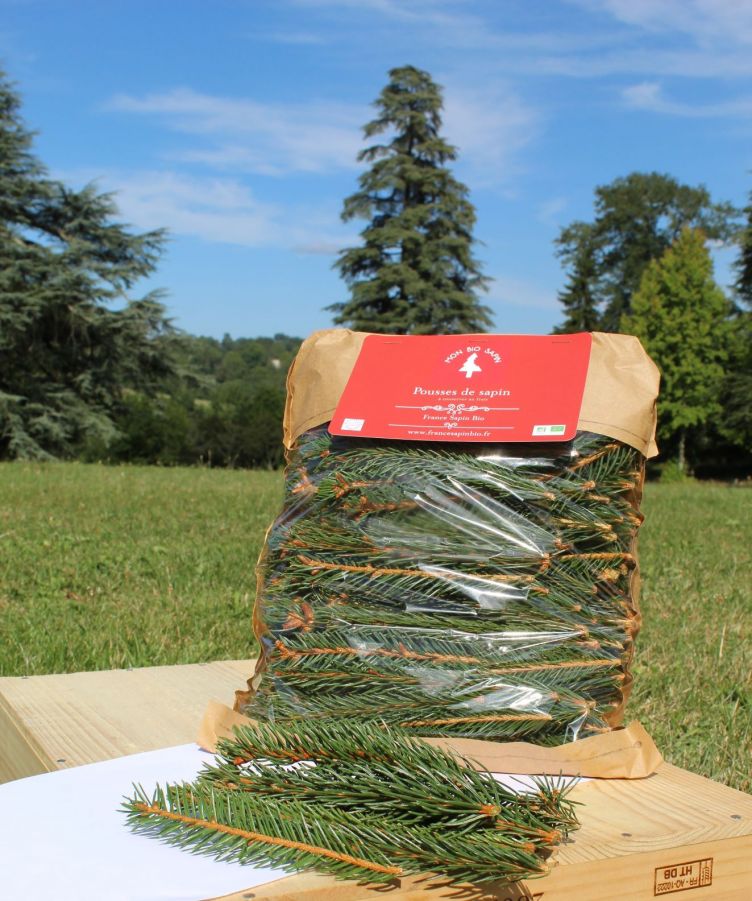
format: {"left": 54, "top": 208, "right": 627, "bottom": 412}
{"left": 1, "top": 660, "right": 751, "bottom": 900}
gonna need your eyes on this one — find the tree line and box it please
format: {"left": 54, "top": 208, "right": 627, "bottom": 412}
{"left": 1, "top": 64, "right": 750, "bottom": 474}
{"left": 99, "top": 334, "right": 299, "bottom": 468}
{"left": 554, "top": 172, "right": 752, "bottom": 477}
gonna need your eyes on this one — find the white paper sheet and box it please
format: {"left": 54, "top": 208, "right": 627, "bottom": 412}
{"left": 0, "top": 743, "right": 583, "bottom": 901}
{"left": 0, "top": 743, "right": 287, "bottom": 901}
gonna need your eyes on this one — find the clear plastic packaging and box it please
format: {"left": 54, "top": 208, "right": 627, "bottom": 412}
{"left": 241, "top": 425, "right": 644, "bottom": 745}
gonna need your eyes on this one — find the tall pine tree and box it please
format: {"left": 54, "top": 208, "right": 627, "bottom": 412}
{"left": 328, "top": 65, "right": 491, "bottom": 335}
{"left": 0, "top": 68, "right": 176, "bottom": 460}
{"left": 621, "top": 228, "right": 732, "bottom": 472}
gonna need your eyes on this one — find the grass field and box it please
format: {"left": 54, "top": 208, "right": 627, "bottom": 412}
{"left": 1, "top": 462, "right": 750, "bottom": 792}
{"left": 0, "top": 462, "right": 280, "bottom": 674}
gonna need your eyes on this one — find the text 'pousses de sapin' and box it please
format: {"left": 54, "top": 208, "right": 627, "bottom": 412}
{"left": 412, "top": 386, "right": 511, "bottom": 399}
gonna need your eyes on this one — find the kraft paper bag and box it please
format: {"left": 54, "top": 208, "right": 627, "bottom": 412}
{"left": 198, "top": 700, "right": 662, "bottom": 780}
{"left": 282, "top": 329, "right": 659, "bottom": 457}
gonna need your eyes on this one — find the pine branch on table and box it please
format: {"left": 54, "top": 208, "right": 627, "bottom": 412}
{"left": 124, "top": 719, "right": 579, "bottom": 887}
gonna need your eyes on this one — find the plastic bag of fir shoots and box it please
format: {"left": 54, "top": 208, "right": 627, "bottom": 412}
{"left": 237, "top": 330, "right": 660, "bottom": 748}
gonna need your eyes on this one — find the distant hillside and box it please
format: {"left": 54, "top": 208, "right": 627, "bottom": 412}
{"left": 98, "top": 334, "right": 302, "bottom": 468}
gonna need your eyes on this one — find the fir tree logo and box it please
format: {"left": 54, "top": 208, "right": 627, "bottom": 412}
{"left": 459, "top": 352, "right": 482, "bottom": 379}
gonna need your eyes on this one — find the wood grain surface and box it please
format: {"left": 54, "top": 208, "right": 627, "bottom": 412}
{"left": 0, "top": 658, "right": 251, "bottom": 781}
{"left": 1, "top": 660, "right": 750, "bottom": 900}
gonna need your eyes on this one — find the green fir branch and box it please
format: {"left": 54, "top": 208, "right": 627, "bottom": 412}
{"left": 124, "top": 719, "right": 579, "bottom": 886}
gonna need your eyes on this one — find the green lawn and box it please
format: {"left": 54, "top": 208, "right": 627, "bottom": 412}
{"left": 0, "top": 462, "right": 280, "bottom": 674}
{"left": 631, "top": 483, "right": 751, "bottom": 793}
{"left": 1, "top": 463, "right": 750, "bottom": 792}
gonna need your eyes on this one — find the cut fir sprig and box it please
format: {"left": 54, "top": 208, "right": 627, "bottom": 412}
{"left": 124, "top": 782, "right": 553, "bottom": 885}
{"left": 203, "top": 721, "right": 576, "bottom": 833}
{"left": 124, "top": 719, "right": 579, "bottom": 886}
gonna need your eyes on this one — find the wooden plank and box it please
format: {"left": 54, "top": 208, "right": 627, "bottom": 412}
{"left": 555, "top": 763, "right": 752, "bottom": 861}
{"left": 0, "top": 659, "right": 252, "bottom": 778}
{"left": 211, "top": 766, "right": 752, "bottom": 901}
{"left": 0, "top": 689, "right": 56, "bottom": 782}
{"left": 1, "top": 661, "right": 750, "bottom": 900}
{"left": 212, "top": 831, "right": 751, "bottom": 900}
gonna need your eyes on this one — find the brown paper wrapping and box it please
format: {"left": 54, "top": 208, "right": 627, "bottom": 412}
{"left": 282, "top": 329, "right": 660, "bottom": 457}
{"left": 199, "top": 701, "right": 662, "bottom": 779}
{"left": 234, "top": 329, "right": 660, "bottom": 774}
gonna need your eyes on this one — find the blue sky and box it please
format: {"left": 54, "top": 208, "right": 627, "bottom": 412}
{"left": 2, "top": 0, "right": 751, "bottom": 339}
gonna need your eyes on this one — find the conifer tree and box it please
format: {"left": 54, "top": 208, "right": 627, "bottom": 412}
{"left": 621, "top": 228, "right": 731, "bottom": 471}
{"left": 734, "top": 188, "right": 752, "bottom": 308}
{"left": 554, "top": 224, "right": 601, "bottom": 333}
{"left": 556, "top": 172, "right": 737, "bottom": 332}
{"left": 719, "top": 315, "right": 752, "bottom": 453}
{"left": 0, "top": 68, "right": 176, "bottom": 459}
{"left": 721, "top": 190, "right": 752, "bottom": 450}
{"left": 328, "top": 65, "right": 491, "bottom": 335}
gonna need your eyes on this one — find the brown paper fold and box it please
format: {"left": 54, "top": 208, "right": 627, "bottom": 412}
{"left": 197, "top": 699, "right": 254, "bottom": 754}
{"left": 422, "top": 722, "right": 662, "bottom": 778}
{"left": 198, "top": 701, "right": 662, "bottom": 780}
{"left": 283, "top": 329, "right": 660, "bottom": 457}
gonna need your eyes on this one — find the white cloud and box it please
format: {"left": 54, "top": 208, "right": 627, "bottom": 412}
{"left": 486, "top": 275, "right": 559, "bottom": 312}
{"left": 109, "top": 171, "right": 281, "bottom": 245}
{"left": 107, "top": 89, "right": 364, "bottom": 175}
{"left": 442, "top": 85, "right": 540, "bottom": 184}
{"left": 622, "top": 81, "right": 664, "bottom": 110}
{"left": 533, "top": 47, "right": 752, "bottom": 79}
{"left": 289, "top": 0, "right": 752, "bottom": 78}
{"left": 107, "top": 81, "right": 539, "bottom": 187}
{"left": 66, "top": 168, "right": 352, "bottom": 252}
{"left": 537, "top": 197, "right": 568, "bottom": 227}
{"left": 622, "top": 80, "right": 752, "bottom": 117}
{"left": 292, "top": 239, "right": 345, "bottom": 254}
{"left": 291, "top": 0, "right": 620, "bottom": 57}
{"left": 96, "top": 76, "right": 541, "bottom": 255}
{"left": 557, "top": 0, "right": 752, "bottom": 78}
{"left": 589, "top": 0, "right": 752, "bottom": 46}
{"left": 292, "top": 0, "right": 486, "bottom": 33}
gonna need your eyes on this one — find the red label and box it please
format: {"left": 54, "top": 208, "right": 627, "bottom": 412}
{"left": 330, "top": 333, "right": 592, "bottom": 443}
